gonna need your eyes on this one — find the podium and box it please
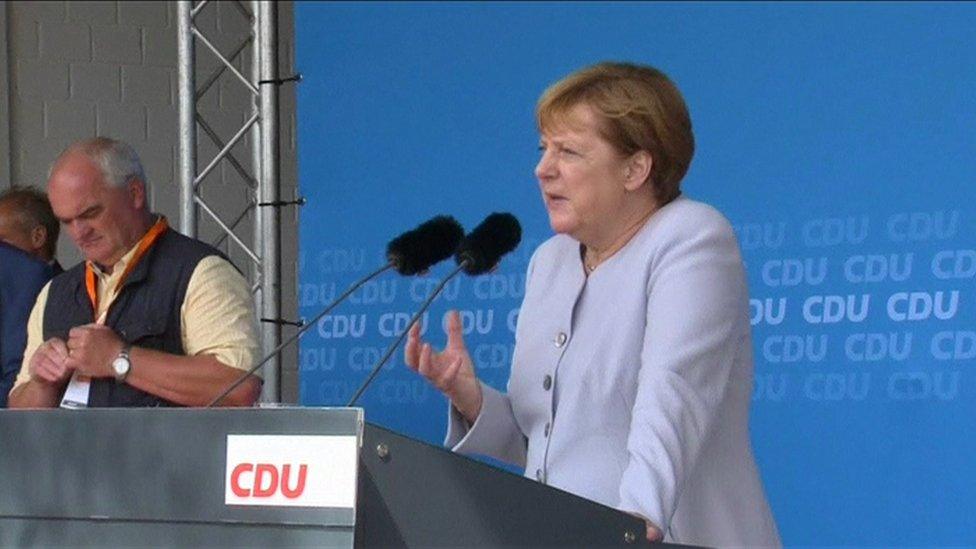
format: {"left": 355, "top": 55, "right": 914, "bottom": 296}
{"left": 0, "top": 408, "right": 678, "bottom": 547}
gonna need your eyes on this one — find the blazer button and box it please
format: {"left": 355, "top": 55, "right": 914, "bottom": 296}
{"left": 543, "top": 374, "right": 552, "bottom": 391}
{"left": 553, "top": 332, "right": 568, "bottom": 348}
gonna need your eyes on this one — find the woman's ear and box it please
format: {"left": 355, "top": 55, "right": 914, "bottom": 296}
{"left": 623, "top": 151, "right": 653, "bottom": 192}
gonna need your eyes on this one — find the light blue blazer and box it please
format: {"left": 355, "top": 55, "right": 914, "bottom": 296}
{"left": 447, "top": 197, "right": 781, "bottom": 547}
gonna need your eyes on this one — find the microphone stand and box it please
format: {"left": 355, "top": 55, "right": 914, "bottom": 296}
{"left": 346, "top": 262, "right": 468, "bottom": 406}
{"left": 208, "top": 262, "right": 394, "bottom": 407}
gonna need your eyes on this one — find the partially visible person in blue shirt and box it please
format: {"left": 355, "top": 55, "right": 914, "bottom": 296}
{"left": 1, "top": 241, "right": 54, "bottom": 407}
{"left": 0, "top": 186, "right": 63, "bottom": 275}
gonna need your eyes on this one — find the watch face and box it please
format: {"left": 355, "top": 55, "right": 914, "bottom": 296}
{"left": 112, "top": 357, "right": 130, "bottom": 377}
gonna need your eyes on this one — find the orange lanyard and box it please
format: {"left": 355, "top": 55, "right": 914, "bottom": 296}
{"left": 84, "top": 217, "right": 169, "bottom": 321}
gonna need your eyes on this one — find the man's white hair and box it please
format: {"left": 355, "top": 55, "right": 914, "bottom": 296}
{"left": 50, "top": 137, "right": 150, "bottom": 196}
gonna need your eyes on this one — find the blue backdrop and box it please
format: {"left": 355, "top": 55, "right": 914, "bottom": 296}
{"left": 295, "top": 3, "right": 976, "bottom": 545}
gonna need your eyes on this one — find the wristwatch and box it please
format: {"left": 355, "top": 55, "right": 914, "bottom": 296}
{"left": 112, "top": 344, "right": 132, "bottom": 383}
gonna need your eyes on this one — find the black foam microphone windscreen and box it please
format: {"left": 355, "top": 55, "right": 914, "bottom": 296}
{"left": 455, "top": 212, "right": 522, "bottom": 275}
{"left": 387, "top": 215, "right": 465, "bottom": 275}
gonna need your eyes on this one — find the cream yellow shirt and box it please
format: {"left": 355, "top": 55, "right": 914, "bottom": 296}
{"left": 14, "top": 244, "right": 260, "bottom": 390}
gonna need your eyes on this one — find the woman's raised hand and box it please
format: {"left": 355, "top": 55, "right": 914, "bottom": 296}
{"left": 405, "top": 310, "right": 483, "bottom": 423}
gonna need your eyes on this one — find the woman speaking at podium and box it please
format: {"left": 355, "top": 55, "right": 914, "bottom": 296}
{"left": 406, "top": 62, "right": 780, "bottom": 547}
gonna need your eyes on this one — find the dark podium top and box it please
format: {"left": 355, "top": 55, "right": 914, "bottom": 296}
{"left": 0, "top": 407, "right": 688, "bottom": 548}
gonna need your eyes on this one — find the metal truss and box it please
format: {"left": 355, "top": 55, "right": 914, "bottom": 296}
{"left": 177, "top": 0, "right": 281, "bottom": 402}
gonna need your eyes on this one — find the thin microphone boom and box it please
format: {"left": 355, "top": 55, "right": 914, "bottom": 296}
{"left": 346, "top": 262, "right": 468, "bottom": 407}
{"left": 207, "top": 215, "right": 465, "bottom": 407}
{"left": 208, "top": 263, "right": 394, "bottom": 407}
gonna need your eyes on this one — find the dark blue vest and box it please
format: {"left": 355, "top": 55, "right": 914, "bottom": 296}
{"left": 43, "top": 229, "right": 227, "bottom": 407}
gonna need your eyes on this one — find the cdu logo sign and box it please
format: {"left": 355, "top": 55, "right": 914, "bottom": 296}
{"left": 225, "top": 435, "right": 359, "bottom": 508}
{"left": 230, "top": 463, "right": 308, "bottom": 499}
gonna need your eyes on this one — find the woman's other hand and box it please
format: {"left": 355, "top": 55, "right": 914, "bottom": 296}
{"left": 405, "top": 310, "right": 483, "bottom": 422}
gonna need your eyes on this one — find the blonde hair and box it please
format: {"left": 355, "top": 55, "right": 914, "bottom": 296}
{"left": 537, "top": 62, "right": 694, "bottom": 204}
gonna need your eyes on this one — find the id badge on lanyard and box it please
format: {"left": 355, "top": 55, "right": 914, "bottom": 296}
{"left": 59, "top": 301, "right": 110, "bottom": 408}
{"left": 59, "top": 218, "right": 168, "bottom": 409}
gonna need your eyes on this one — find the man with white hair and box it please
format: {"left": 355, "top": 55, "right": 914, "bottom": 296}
{"left": 7, "top": 137, "right": 261, "bottom": 408}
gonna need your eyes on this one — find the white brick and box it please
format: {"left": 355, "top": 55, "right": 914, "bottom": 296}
{"left": 196, "top": 33, "right": 248, "bottom": 77}
{"left": 96, "top": 103, "right": 146, "bottom": 145}
{"left": 119, "top": 1, "right": 168, "bottom": 27}
{"left": 196, "top": 54, "right": 244, "bottom": 112}
{"left": 122, "top": 65, "right": 172, "bottom": 105}
{"left": 91, "top": 24, "right": 141, "bottom": 64}
{"left": 196, "top": 180, "right": 249, "bottom": 240}
{"left": 200, "top": 109, "right": 251, "bottom": 164}
{"left": 218, "top": 78, "right": 252, "bottom": 111}
{"left": 140, "top": 146, "right": 174, "bottom": 189}
{"left": 220, "top": 147, "right": 254, "bottom": 192}
{"left": 216, "top": 0, "right": 252, "bottom": 36}
{"left": 194, "top": 116, "right": 221, "bottom": 173}
{"left": 193, "top": 46, "right": 226, "bottom": 77}
{"left": 195, "top": 85, "right": 220, "bottom": 112}
{"left": 18, "top": 140, "right": 66, "bottom": 188}
{"left": 151, "top": 177, "right": 181, "bottom": 220}
{"left": 158, "top": 150, "right": 180, "bottom": 190}
{"left": 66, "top": 1, "right": 117, "bottom": 25}
{"left": 8, "top": 19, "right": 40, "bottom": 59}
{"left": 70, "top": 62, "right": 121, "bottom": 102}
{"left": 204, "top": 164, "right": 245, "bottom": 202}
{"left": 45, "top": 100, "right": 97, "bottom": 139}
{"left": 195, "top": 223, "right": 219, "bottom": 250}
{"left": 38, "top": 20, "right": 92, "bottom": 62}
{"left": 9, "top": 100, "right": 46, "bottom": 153}
{"left": 146, "top": 104, "right": 177, "bottom": 143}
{"left": 12, "top": 60, "right": 70, "bottom": 101}
{"left": 191, "top": 3, "right": 219, "bottom": 36}
{"left": 221, "top": 155, "right": 256, "bottom": 193}
{"left": 143, "top": 25, "right": 177, "bottom": 67}
{"left": 9, "top": 1, "right": 66, "bottom": 23}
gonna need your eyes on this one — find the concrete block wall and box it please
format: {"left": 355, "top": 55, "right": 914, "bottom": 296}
{"left": 0, "top": 7, "right": 11, "bottom": 184}
{"left": 1, "top": 1, "right": 300, "bottom": 402}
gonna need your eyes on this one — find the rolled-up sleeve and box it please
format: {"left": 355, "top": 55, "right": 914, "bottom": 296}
{"left": 180, "top": 256, "right": 261, "bottom": 374}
